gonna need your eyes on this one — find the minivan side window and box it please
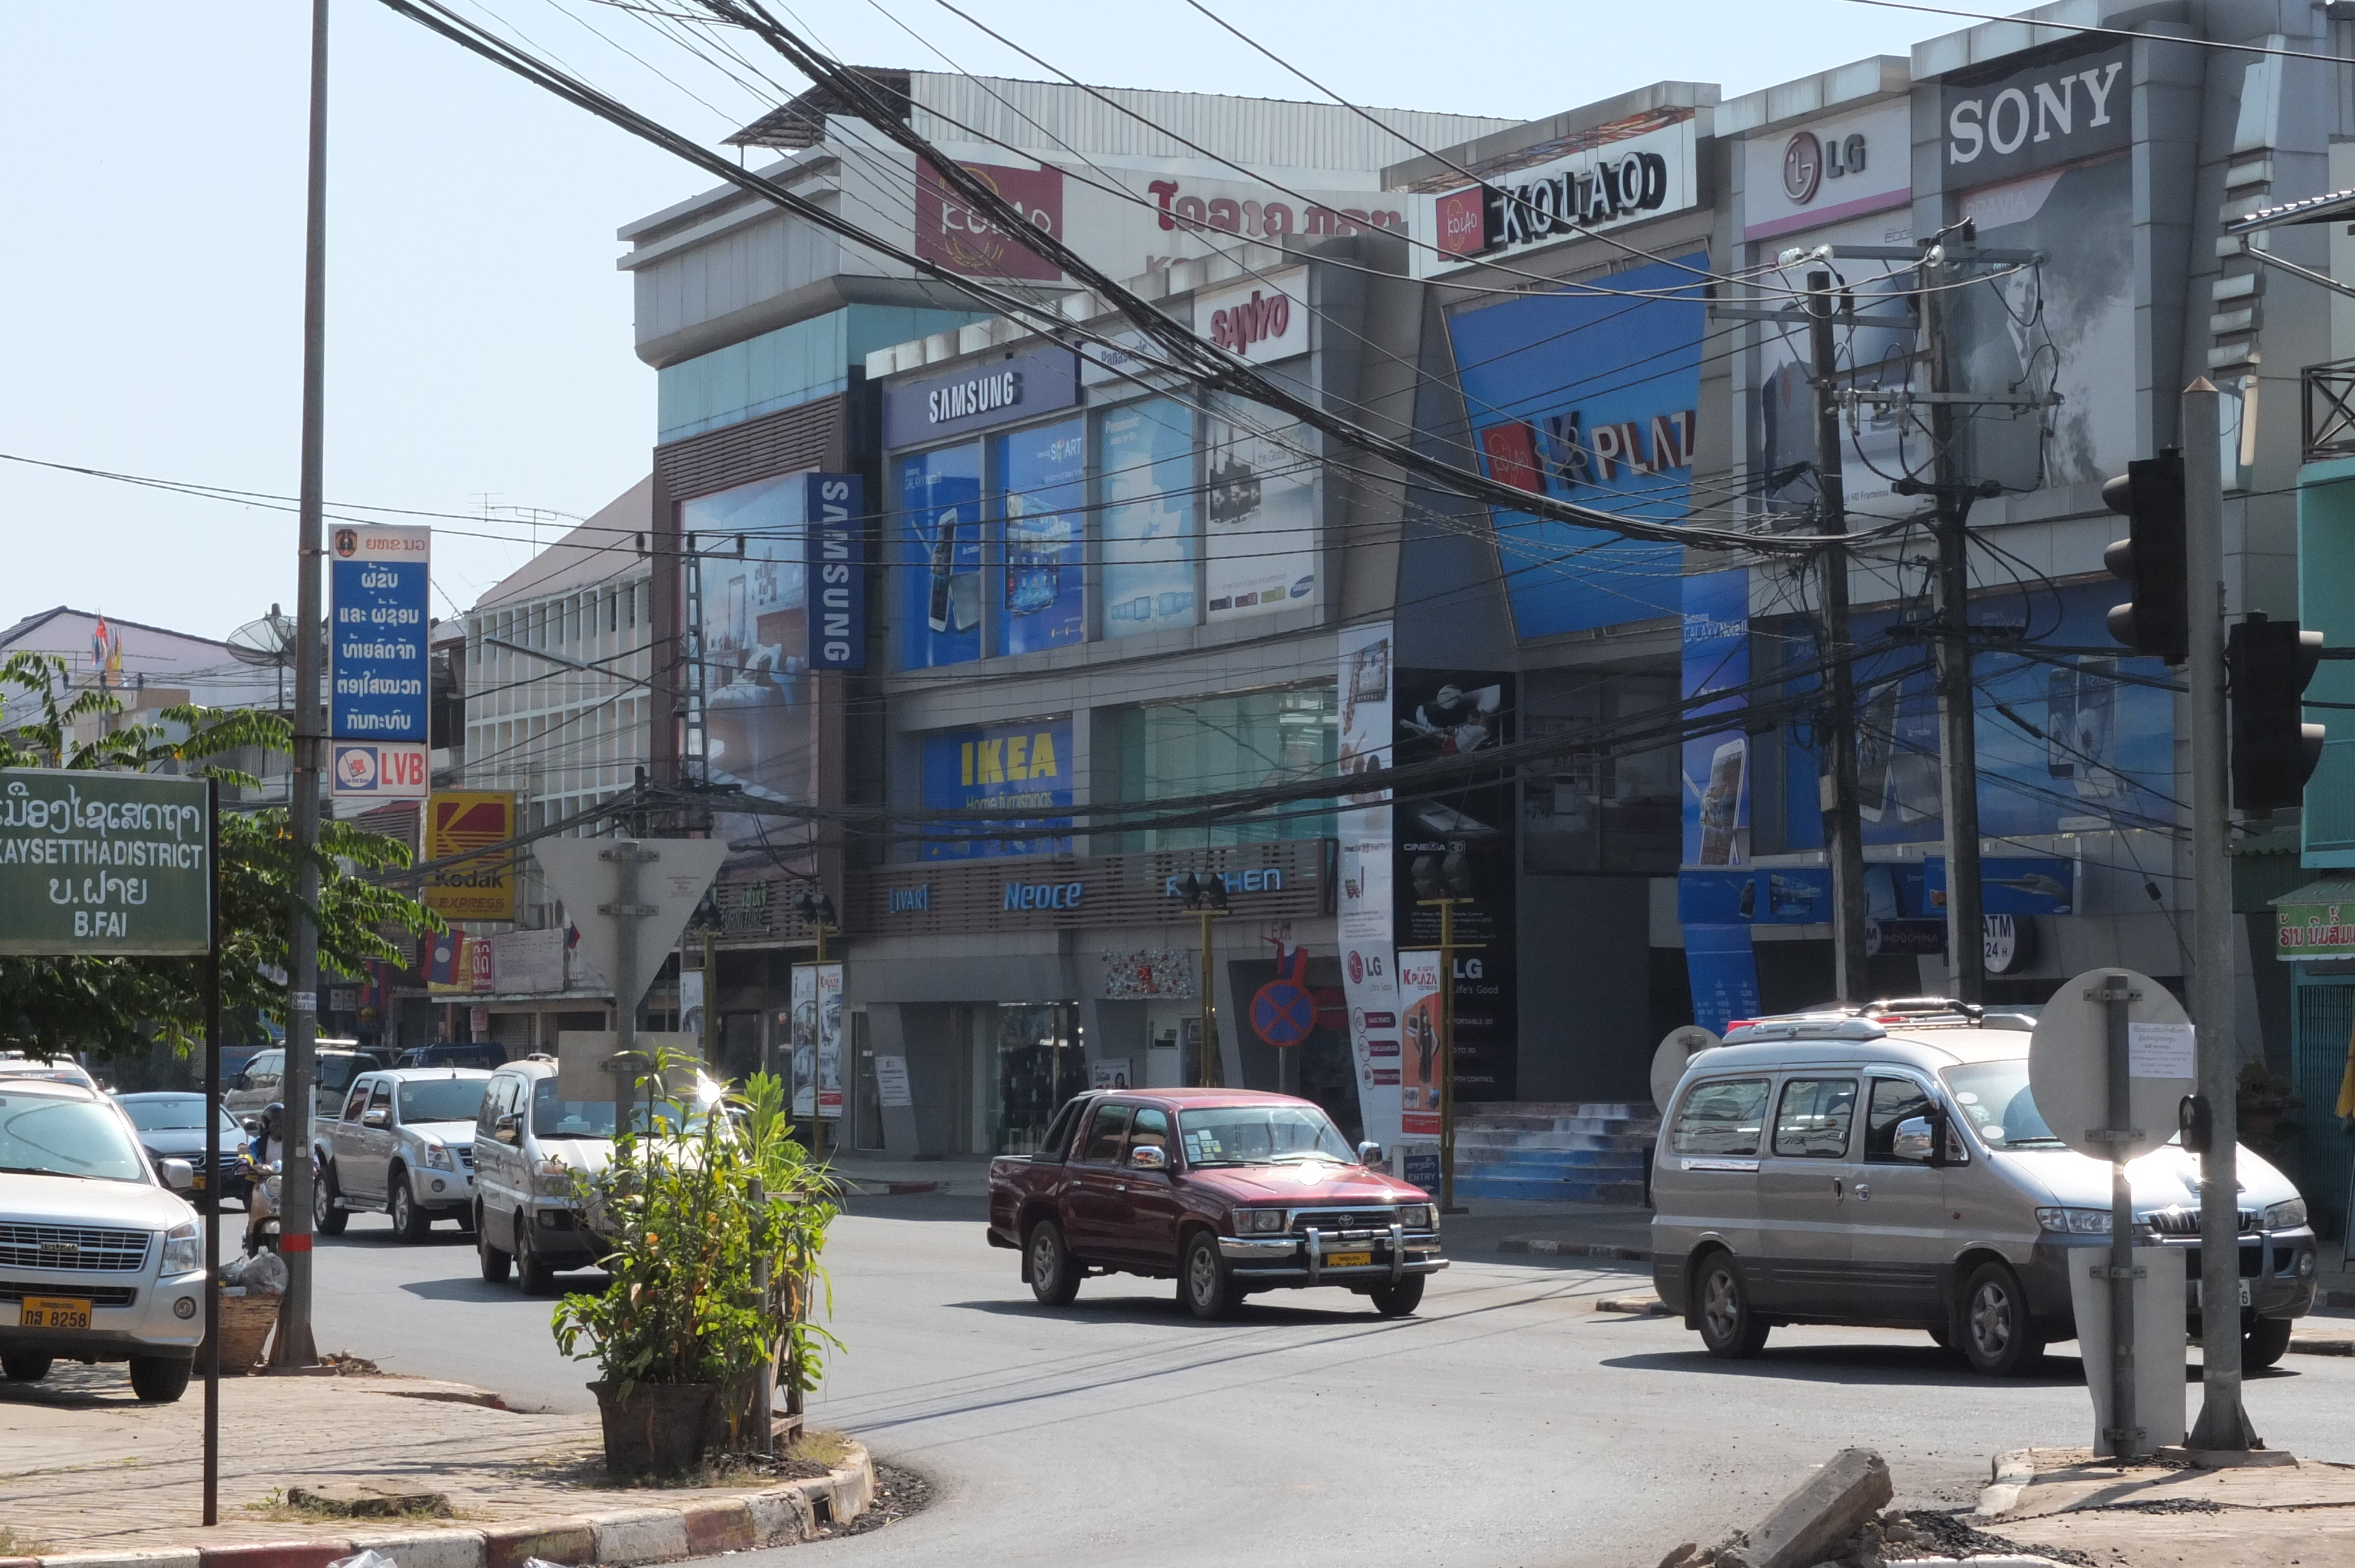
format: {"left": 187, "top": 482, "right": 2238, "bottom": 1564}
{"left": 1863, "top": 1077, "right": 1932, "bottom": 1162}
{"left": 1773, "top": 1078, "right": 1858, "bottom": 1158}
{"left": 1670, "top": 1079, "right": 1770, "bottom": 1157}
{"left": 478, "top": 1077, "right": 515, "bottom": 1138}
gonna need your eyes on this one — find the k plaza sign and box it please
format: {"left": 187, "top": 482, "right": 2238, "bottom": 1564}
{"left": 1414, "top": 116, "right": 1697, "bottom": 276}
{"left": 1942, "top": 41, "right": 2129, "bottom": 187}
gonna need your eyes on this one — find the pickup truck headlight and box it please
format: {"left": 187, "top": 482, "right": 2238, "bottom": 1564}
{"left": 1397, "top": 1204, "right": 1433, "bottom": 1230}
{"left": 2035, "top": 1207, "right": 2112, "bottom": 1234}
{"left": 1234, "top": 1208, "right": 1287, "bottom": 1235}
{"left": 160, "top": 1220, "right": 203, "bottom": 1275}
{"left": 422, "top": 1143, "right": 455, "bottom": 1171}
{"left": 2264, "top": 1198, "right": 2309, "bottom": 1231}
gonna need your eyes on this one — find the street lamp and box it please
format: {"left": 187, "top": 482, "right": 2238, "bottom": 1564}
{"left": 1176, "top": 872, "right": 1229, "bottom": 1088}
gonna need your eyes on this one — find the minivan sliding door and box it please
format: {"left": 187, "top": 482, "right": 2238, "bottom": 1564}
{"left": 1756, "top": 1077, "right": 1860, "bottom": 1315}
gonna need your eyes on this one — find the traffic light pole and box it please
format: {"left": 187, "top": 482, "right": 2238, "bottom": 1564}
{"left": 1807, "top": 271, "right": 1870, "bottom": 1003}
{"left": 2183, "top": 377, "right": 2257, "bottom": 1453}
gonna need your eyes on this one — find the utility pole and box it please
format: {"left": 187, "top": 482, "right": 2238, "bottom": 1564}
{"left": 1807, "top": 270, "right": 1869, "bottom": 1003}
{"left": 1915, "top": 237, "right": 1986, "bottom": 1004}
{"left": 2183, "top": 377, "right": 2257, "bottom": 1453}
{"left": 603, "top": 842, "right": 654, "bottom": 1131}
{"left": 275, "top": 0, "right": 330, "bottom": 1369}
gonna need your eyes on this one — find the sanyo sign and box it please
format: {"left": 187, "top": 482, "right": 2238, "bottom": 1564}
{"left": 1942, "top": 43, "right": 2130, "bottom": 185}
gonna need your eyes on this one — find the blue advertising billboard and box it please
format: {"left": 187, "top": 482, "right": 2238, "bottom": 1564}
{"left": 1445, "top": 253, "right": 1707, "bottom": 637}
{"left": 330, "top": 523, "right": 430, "bottom": 743}
{"left": 1100, "top": 398, "right": 1197, "bottom": 638}
{"left": 920, "top": 716, "right": 1074, "bottom": 860}
{"left": 897, "top": 443, "right": 983, "bottom": 669}
{"left": 995, "top": 417, "right": 1086, "bottom": 655}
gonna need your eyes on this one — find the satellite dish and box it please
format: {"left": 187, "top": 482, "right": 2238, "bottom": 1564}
{"left": 227, "top": 605, "right": 298, "bottom": 667}
{"left": 1651, "top": 1024, "right": 1722, "bottom": 1113}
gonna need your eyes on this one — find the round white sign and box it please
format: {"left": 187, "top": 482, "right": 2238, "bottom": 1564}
{"left": 2026, "top": 966, "right": 2194, "bottom": 1161}
{"left": 1651, "top": 1024, "right": 1723, "bottom": 1112}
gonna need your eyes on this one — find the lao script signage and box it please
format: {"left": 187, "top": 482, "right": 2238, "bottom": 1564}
{"left": 0, "top": 769, "right": 210, "bottom": 955}
{"left": 330, "top": 523, "right": 431, "bottom": 745}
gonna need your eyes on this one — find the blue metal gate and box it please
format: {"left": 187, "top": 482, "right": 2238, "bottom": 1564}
{"left": 2291, "top": 969, "right": 2355, "bottom": 1237}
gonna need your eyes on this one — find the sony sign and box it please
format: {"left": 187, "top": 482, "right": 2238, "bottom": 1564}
{"left": 802, "top": 473, "right": 865, "bottom": 671}
{"left": 1942, "top": 41, "right": 2130, "bottom": 187}
{"left": 1413, "top": 116, "right": 1697, "bottom": 278}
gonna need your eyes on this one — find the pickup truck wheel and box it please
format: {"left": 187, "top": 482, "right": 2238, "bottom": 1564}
{"left": 390, "top": 1173, "right": 433, "bottom": 1243}
{"left": 477, "top": 1206, "right": 512, "bottom": 1284}
{"left": 313, "top": 1164, "right": 349, "bottom": 1236}
{"left": 1027, "top": 1220, "right": 1081, "bottom": 1306}
{"left": 2, "top": 1354, "right": 51, "bottom": 1383}
{"left": 127, "top": 1355, "right": 191, "bottom": 1404}
{"left": 2245, "top": 1315, "right": 2294, "bottom": 1371}
{"left": 1181, "top": 1231, "right": 1242, "bottom": 1321}
{"left": 1367, "top": 1275, "right": 1425, "bottom": 1317}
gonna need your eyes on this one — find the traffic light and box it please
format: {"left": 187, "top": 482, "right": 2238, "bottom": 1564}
{"left": 2228, "top": 613, "right": 2326, "bottom": 813}
{"left": 2101, "top": 452, "right": 2188, "bottom": 665}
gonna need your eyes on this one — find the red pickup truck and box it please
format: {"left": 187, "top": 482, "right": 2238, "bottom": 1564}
{"left": 987, "top": 1088, "right": 1447, "bottom": 1320}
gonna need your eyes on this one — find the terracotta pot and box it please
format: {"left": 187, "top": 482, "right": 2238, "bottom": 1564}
{"left": 589, "top": 1379, "right": 719, "bottom": 1476}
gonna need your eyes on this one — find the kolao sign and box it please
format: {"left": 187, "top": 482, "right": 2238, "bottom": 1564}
{"left": 0, "top": 769, "right": 210, "bottom": 955}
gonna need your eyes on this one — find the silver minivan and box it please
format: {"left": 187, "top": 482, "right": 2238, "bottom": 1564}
{"left": 1651, "top": 1012, "right": 2317, "bottom": 1377}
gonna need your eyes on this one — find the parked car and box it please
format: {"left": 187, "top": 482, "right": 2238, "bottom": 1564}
{"left": 0, "top": 1053, "right": 98, "bottom": 1091}
{"left": 113, "top": 1092, "right": 251, "bottom": 1210}
{"left": 392, "top": 1042, "right": 504, "bottom": 1071}
{"left": 0, "top": 1078, "right": 207, "bottom": 1402}
{"left": 471, "top": 1056, "right": 613, "bottom": 1294}
{"left": 225, "top": 1042, "right": 382, "bottom": 1119}
{"left": 1650, "top": 1009, "right": 2318, "bottom": 1377}
{"left": 987, "top": 1089, "right": 1447, "bottom": 1320}
{"left": 313, "top": 1068, "right": 492, "bottom": 1242}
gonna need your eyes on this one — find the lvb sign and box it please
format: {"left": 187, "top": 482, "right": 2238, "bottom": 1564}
{"left": 0, "top": 770, "right": 211, "bottom": 955}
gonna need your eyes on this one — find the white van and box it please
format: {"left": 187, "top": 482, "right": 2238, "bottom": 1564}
{"left": 1650, "top": 1009, "right": 2316, "bottom": 1377}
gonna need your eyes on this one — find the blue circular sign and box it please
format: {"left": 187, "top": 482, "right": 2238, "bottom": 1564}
{"left": 1251, "top": 979, "right": 1317, "bottom": 1048}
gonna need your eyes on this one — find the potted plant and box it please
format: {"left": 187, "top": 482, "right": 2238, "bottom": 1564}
{"left": 553, "top": 1054, "right": 837, "bottom": 1476}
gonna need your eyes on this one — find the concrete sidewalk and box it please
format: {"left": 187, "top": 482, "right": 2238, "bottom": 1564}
{"left": 0, "top": 1363, "right": 871, "bottom": 1564}
{"left": 1973, "top": 1446, "right": 2355, "bottom": 1568}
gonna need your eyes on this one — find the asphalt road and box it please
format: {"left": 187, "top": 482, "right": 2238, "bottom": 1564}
{"left": 310, "top": 1198, "right": 2355, "bottom": 1568}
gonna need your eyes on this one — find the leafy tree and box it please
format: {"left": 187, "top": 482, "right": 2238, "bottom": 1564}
{"left": 0, "top": 652, "right": 441, "bottom": 1055}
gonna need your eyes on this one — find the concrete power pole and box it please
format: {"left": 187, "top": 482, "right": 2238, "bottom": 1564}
{"left": 2183, "top": 377, "right": 2256, "bottom": 1452}
{"left": 275, "top": 0, "right": 330, "bottom": 1368}
{"left": 1807, "top": 271, "right": 1870, "bottom": 1003}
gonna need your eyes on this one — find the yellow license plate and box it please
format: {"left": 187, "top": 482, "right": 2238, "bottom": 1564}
{"left": 21, "top": 1297, "right": 91, "bottom": 1330}
{"left": 1325, "top": 1251, "right": 1374, "bottom": 1268}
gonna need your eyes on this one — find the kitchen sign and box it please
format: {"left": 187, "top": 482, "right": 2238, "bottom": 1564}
{"left": 1942, "top": 41, "right": 2130, "bottom": 188}
{"left": 1414, "top": 116, "right": 1697, "bottom": 277}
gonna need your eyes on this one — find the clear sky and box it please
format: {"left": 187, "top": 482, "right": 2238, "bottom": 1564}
{"left": 1, "top": 0, "right": 1950, "bottom": 641}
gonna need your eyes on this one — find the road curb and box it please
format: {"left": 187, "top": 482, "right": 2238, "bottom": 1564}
{"left": 1968, "top": 1449, "right": 2038, "bottom": 1523}
{"left": 1496, "top": 1239, "right": 1647, "bottom": 1261}
{"left": 30, "top": 1446, "right": 873, "bottom": 1568}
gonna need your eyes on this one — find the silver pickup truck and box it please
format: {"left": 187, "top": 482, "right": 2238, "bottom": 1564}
{"left": 312, "top": 1068, "right": 490, "bottom": 1242}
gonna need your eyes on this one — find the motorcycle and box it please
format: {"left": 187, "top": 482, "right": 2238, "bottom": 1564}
{"left": 238, "top": 1151, "right": 283, "bottom": 1257}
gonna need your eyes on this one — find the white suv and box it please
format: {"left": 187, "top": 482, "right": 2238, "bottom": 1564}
{"left": 0, "top": 1079, "right": 208, "bottom": 1401}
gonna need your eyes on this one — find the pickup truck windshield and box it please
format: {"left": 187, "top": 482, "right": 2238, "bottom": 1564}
{"left": 318, "top": 1054, "right": 380, "bottom": 1095}
{"left": 0, "top": 1094, "right": 150, "bottom": 1182}
{"left": 399, "top": 1079, "right": 488, "bottom": 1124}
{"left": 1178, "top": 1106, "right": 1354, "bottom": 1167}
{"left": 1938, "top": 1061, "right": 2064, "bottom": 1148}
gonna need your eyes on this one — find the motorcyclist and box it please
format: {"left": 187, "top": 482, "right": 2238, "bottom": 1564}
{"left": 243, "top": 1102, "right": 286, "bottom": 1252}
{"left": 246, "top": 1102, "right": 285, "bottom": 1168}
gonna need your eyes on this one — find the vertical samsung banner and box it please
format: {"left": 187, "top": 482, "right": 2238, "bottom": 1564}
{"left": 329, "top": 523, "right": 432, "bottom": 798}
{"left": 1336, "top": 623, "right": 1399, "bottom": 1158}
{"left": 804, "top": 473, "right": 865, "bottom": 671}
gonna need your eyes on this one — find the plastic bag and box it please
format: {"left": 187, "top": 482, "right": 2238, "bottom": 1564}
{"left": 240, "top": 1250, "right": 288, "bottom": 1295}
{"left": 326, "top": 1553, "right": 399, "bottom": 1568}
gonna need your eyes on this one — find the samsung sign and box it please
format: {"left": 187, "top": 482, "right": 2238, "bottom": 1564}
{"left": 883, "top": 347, "right": 1079, "bottom": 448}
{"left": 803, "top": 473, "right": 865, "bottom": 671}
{"left": 1942, "top": 42, "right": 2129, "bottom": 187}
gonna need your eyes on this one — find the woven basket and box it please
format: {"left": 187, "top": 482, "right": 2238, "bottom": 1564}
{"left": 212, "top": 1293, "right": 279, "bottom": 1373}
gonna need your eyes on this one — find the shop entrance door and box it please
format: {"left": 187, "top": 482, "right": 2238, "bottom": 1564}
{"left": 990, "top": 1002, "right": 1086, "bottom": 1154}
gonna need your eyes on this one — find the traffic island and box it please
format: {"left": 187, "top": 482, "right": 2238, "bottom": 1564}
{"left": 0, "top": 1366, "right": 877, "bottom": 1566}
{"left": 1961, "top": 1446, "right": 2355, "bottom": 1568}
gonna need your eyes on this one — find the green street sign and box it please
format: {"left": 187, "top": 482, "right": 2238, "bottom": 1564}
{"left": 0, "top": 769, "right": 211, "bottom": 956}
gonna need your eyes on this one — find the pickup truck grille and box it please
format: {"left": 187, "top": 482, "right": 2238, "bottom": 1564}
{"left": 1291, "top": 1209, "right": 1398, "bottom": 1233}
{"left": 0, "top": 1281, "right": 136, "bottom": 1308}
{"left": 456, "top": 1145, "right": 475, "bottom": 1171}
{"left": 0, "top": 1225, "right": 149, "bottom": 1273}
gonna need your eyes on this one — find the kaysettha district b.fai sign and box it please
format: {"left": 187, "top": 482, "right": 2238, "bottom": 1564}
{"left": 804, "top": 474, "right": 865, "bottom": 671}
{"left": 331, "top": 524, "right": 430, "bottom": 742}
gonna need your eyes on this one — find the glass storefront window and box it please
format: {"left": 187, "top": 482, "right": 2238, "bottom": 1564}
{"left": 1522, "top": 670, "right": 1680, "bottom": 875}
{"left": 1098, "top": 398, "right": 1197, "bottom": 638}
{"left": 994, "top": 418, "right": 1087, "bottom": 655}
{"left": 1115, "top": 683, "right": 1337, "bottom": 852}
{"left": 989, "top": 1002, "right": 1086, "bottom": 1154}
{"left": 898, "top": 443, "right": 984, "bottom": 669}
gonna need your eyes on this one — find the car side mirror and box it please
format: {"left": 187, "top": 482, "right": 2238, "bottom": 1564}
{"left": 360, "top": 1108, "right": 390, "bottom": 1129}
{"left": 495, "top": 1112, "right": 522, "bottom": 1145}
{"left": 158, "top": 1158, "right": 195, "bottom": 1192}
{"left": 1129, "top": 1145, "right": 1167, "bottom": 1171}
{"left": 1357, "top": 1140, "right": 1385, "bottom": 1168}
{"left": 242, "top": 1117, "right": 263, "bottom": 1137}
{"left": 1890, "top": 1116, "right": 1936, "bottom": 1163}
